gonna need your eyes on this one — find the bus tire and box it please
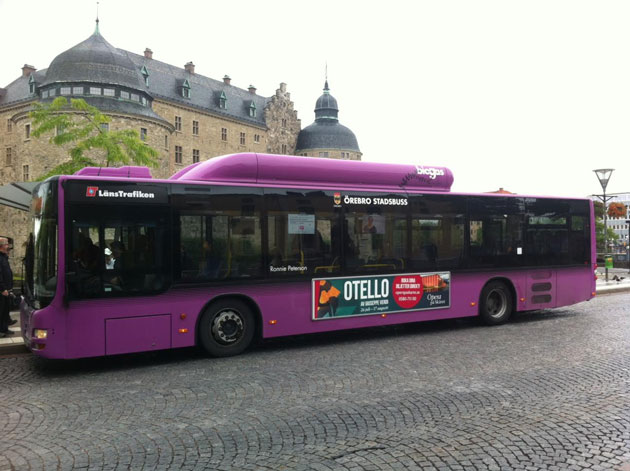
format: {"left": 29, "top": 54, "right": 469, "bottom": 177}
{"left": 479, "top": 281, "right": 513, "bottom": 326}
{"left": 198, "top": 299, "right": 255, "bottom": 357}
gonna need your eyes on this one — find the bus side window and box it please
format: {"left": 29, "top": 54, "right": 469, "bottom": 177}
{"left": 343, "top": 199, "right": 409, "bottom": 275}
{"left": 69, "top": 225, "right": 101, "bottom": 298}
{"left": 266, "top": 191, "right": 338, "bottom": 277}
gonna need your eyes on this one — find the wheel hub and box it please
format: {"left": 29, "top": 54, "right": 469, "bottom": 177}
{"left": 211, "top": 309, "right": 244, "bottom": 345}
{"left": 487, "top": 289, "right": 507, "bottom": 318}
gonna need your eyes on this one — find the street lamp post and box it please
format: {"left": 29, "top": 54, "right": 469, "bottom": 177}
{"left": 593, "top": 168, "right": 614, "bottom": 281}
{"left": 626, "top": 219, "right": 630, "bottom": 274}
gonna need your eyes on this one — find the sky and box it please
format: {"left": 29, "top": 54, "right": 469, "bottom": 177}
{"left": 1, "top": 0, "right": 629, "bottom": 199}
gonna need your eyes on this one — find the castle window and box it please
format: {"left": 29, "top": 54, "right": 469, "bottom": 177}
{"left": 6, "top": 120, "right": 12, "bottom": 133}
{"left": 249, "top": 101, "right": 257, "bottom": 118}
{"left": 120, "top": 91, "right": 130, "bottom": 100}
{"left": 140, "top": 128, "right": 147, "bottom": 141}
{"left": 219, "top": 91, "right": 227, "bottom": 109}
{"left": 175, "top": 116, "right": 182, "bottom": 131}
{"left": 49, "top": 88, "right": 56, "bottom": 97}
{"left": 221, "top": 128, "right": 227, "bottom": 141}
{"left": 254, "top": 134, "right": 260, "bottom": 143}
{"left": 6, "top": 147, "right": 12, "bottom": 166}
{"left": 23, "top": 165, "right": 30, "bottom": 181}
{"left": 182, "top": 79, "right": 191, "bottom": 98}
{"left": 141, "top": 96, "right": 147, "bottom": 106}
{"left": 192, "top": 120, "right": 199, "bottom": 135}
{"left": 61, "top": 87, "right": 71, "bottom": 95}
{"left": 282, "top": 119, "right": 287, "bottom": 128}
{"left": 25, "top": 124, "right": 31, "bottom": 140}
{"left": 28, "top": 75, "right": 35, "bottom": 94}
{"left": 193, "top": 149, "right": 200, "bottom": 163}
{"left": 130, "top": 93, "right": 139, "bottom": 102}
{"left": 104, "top": 88, "right": 115, "bottom": 97}
{"left": 175, "top": 145, "right": 183, "bottom": 164}
{"left": 42, "top": 90, "right": 49, "bottom": 98}
{"left": 240, "top": 132, "right": 246, "bottom": 145}
{"left": 89, "top": 87, "right": 101, "bottom": 95}
{"left": 141, "top": 66, "right": 150, "bottom": 87}
{"left": 164, "top": 135, "right": 169, "bottom": 149}
{"left": 282, "top": 144, "right": 287, "bottom": 154}
{"left": 72, "top": 86, "right": 84, "bottom": 95}
{"left": 319, "top": 152, "right": 329, "bottom": 158}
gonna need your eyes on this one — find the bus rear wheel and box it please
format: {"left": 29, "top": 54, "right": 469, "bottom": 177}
{"left": 199, "top": 299, "right": 255, "bottom": 357}
{"left": 479, "top": 281, "right": 513, "bottom": 325}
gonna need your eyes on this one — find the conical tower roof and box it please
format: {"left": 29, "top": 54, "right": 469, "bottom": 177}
{"left": 42, "top": 26, "right": 143, "bottom": 90}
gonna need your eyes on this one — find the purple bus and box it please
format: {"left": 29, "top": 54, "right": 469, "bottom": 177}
{"left": 20, "top": 153, "right": 596, "bottom": 359}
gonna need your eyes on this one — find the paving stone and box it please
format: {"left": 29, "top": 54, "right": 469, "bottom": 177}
{"left": 1, "top": 293, "right": 630, "bottom": 469}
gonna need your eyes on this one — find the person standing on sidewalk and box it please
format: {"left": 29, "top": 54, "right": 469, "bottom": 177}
{"left": 0, "top": 237, "right": 15, "bottom": 337}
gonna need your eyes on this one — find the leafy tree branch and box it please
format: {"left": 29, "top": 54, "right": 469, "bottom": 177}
{"left": 30, "top": 97, "right": 159, "bottom": 180}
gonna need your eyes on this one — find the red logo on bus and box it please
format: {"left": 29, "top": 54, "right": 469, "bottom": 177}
{"left": 334, "top": 192, "right": 341, "bottom": 205}
{"left": 86, "top": 186, "right": 99, "bottom": 197}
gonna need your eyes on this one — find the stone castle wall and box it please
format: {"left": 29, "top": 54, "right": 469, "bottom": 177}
{"left": 0, "top": 84, "right": 301, "bottom": 262}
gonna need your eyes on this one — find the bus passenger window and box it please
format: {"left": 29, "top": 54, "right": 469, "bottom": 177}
{"left": 69, "top": 226, "right": 101, "bottom": 297}
{"left": 343, "top": 200, "right": 409, "bottom": 274}
{"left": 266, "top": 191, "right": 338, "bottom": 277}
{"left": 67, "top": 206, "right": 169, "bottom": 299}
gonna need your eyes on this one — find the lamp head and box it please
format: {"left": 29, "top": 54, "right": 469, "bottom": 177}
{"left": 593, "top": 168, "right": 614, "bottom": 191}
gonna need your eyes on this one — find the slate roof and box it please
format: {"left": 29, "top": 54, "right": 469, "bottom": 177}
{"left": 42, "top": 32, "right": 143, "bottom": 90}
{"left": 296, "top": 121, "right": 360, "bottom": 152}
{"left": 0, "top": 70, "right": 47, "bottom": 108}
{"left": 0, "top": 29, "right": 271, "bottom": 128}
{"left": 125, "top": 51, "right": 268, "bottom": 127}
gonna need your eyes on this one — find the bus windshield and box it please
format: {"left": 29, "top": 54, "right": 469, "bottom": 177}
{"left": 26, "top": 181, "right": 58, "bottom": 309}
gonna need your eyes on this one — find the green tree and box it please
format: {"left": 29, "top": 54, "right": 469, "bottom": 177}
{"left": 30, "top": 97, "right": 159, "bottom": 179}
{"left": 593, "top": 201, "right": 618, "bottom": 252}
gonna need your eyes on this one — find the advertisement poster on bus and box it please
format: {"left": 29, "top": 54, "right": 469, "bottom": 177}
{"left": 312, "top": 272, "right": 450, "bottom": 320}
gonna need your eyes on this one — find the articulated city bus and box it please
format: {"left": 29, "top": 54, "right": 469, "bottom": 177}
{"left": 21, "top": 153, "right": 596, "bottom": 359}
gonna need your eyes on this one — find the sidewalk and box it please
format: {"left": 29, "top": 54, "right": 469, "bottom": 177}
{"left": 2, "top": 277, "right": 629, "bottom": 356}
{"left": 0, "top": 311, "right": 25, "bottom": 355}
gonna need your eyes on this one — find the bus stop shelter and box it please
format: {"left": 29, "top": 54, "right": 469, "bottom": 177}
{"left": 0, "top": 182, "right": 38, "bottom": 211}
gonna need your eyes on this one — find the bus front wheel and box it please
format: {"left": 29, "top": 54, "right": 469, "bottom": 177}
{"left": 479, "top": 281, "right": 513, "bottom": 325}
{"left": 199, "top": 299, "right": 255, "bottom": 357}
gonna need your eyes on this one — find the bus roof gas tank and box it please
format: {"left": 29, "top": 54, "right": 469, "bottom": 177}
{"left": 169, "top": 153, "right": 454, "bottom": 192}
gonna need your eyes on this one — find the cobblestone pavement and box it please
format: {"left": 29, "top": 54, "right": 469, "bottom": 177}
{"left": 1, "top": 293, "right": 629, "bottom": 470}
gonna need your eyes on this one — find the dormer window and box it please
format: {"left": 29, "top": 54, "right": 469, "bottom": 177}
{"left": 28, "top": 75, "right": 35, "bottom": 94}
{"left": 182, "top": 79, "right": 191, "bottom": 98}
{"left": 141, "top": 66, "right": 150, "bottom": 87}
{"left": 249, "top": 101, "right": 257, "bottom": 118}
{"left": 219, "top": 91, "right": 227, "bottom": 109}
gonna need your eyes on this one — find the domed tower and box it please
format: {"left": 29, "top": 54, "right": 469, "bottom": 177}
{"left": 295, "top": 81, "right": 361, "bottom": 160}
{"left": 39, "top": 22, "right": 163, "bottom": 122}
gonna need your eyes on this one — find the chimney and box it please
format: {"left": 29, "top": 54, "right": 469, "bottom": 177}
{"left": 248, "top": 85, "right": 257, "bottom": 94}
{"left": 144, "top": 48, "right": 153, "bottom": 59}
{"left": 223, "top": 75, "right": 231, "bottom": 85}
{"left": 22, "top": 64, "right": 36, "bottom": 77}
{"left": 185, "top": 61, "right": 195, "bottom": 74}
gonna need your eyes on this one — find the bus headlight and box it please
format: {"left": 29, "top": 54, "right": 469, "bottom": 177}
{"left": 33, "top": 329, "right": 48, "bottom": 339}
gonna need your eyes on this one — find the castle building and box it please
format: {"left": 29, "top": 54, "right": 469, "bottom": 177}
{"left": 0, "top": 22, "right": 302, "bottom": 258}
{"left": 295, "top": 81, "right": 361, "bottom": 160}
